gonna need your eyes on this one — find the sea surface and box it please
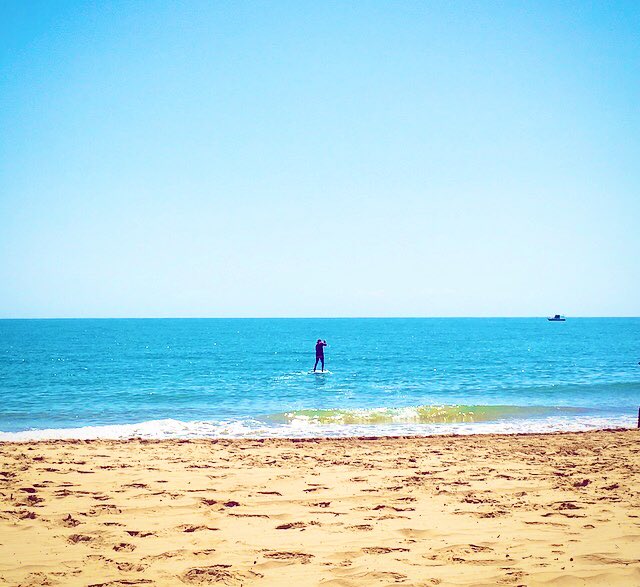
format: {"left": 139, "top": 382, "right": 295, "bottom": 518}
{"left": 1, "top": 318, "right": 638, "bottom": 440}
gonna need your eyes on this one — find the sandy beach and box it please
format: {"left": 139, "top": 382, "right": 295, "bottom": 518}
{"left": 1, "top": 430, "right": 638, "bottom": 586}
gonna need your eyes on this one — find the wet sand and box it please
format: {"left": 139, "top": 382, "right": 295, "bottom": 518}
{"left": 1, "top": 430, "right": 639, "bottom": 586}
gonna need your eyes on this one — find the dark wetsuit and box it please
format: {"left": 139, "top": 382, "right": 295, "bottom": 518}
{"left": 314, "top": 341, "right": 327, "bottom": 371}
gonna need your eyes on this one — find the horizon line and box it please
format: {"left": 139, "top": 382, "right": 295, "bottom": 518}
{"left": 1, "top": 315, "right": 638, "bottom": 320}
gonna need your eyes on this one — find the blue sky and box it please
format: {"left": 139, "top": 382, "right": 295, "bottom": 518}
{"left": 1, "top": 1, "right": 638, "bottom": 317}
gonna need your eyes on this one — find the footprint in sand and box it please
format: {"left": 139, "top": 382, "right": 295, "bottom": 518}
{"left": 19, "top": 494, "right": 44, "bottom": 506}
{"left": 179, "top": 524, "right": 220, "bottom": 533}
{"left": 275, "top": 522, "right": 306, "bottom": 530}
{"left": 468, "top": 544, "right": 494, "bottom": 553}
{"left": 87, "top": 580, "right": 153, "bottom": 587}
{"left": 61, "top": 514, "right": 82, "bottom": 527}
{"left": 85, "top": 504, "right": 122, "bottom": 516}
{"left": 4, "top": 509, "right": 36, "bottom": 521}
{"left": 113, "top": 542, "right": 136, "bottom": 552}
{"left": 16, "top": 573, "right": 59, "bottom": 587}
{"left": 263, "top": 551, "right": 314, "bottom": 564}
{"left": 67, "top": 533, "right": 93, "bottom": 544}
{"left": 115, "top": 562, "right": 147, "bottom": 572}
{"left": 372, "top": 504, "right": 415, "bottom": 512}
{"left": 192, "top": 549, "right": 217, "bottom": 557}
{"left": 361, "top": 547, "right": 410, "bottom": 554}
{"left": 141, "top": 549, "right": 189, "bottom": 561}
{"left": 181, "top": 565, "right": 262, "bottom": 585}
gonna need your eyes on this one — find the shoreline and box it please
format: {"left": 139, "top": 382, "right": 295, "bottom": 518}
{"left": 1, "top": 429, "right": 639, "bottom": 586}
{"left": 1, "top": 412, "right": 635, "bottom": 442}
{"left": 0, "top": 425, "right": 637, "bottom": 445}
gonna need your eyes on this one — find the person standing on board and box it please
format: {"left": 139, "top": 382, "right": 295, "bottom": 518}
{"left": 314, "top": 339, "right": 328, "bottom": 372}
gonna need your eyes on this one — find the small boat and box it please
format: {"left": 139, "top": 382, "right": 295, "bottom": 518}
{"left": 547, "top": 314, "right": 566, "bottom": 322}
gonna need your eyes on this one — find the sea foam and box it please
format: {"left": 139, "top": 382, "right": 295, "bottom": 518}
{"left": 0, "top": 414, "right": 634, "bottom": 442}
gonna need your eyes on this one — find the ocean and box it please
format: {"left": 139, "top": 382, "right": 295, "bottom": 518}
{"left": 0, "top": 318, "right": 638, "bottom": 440}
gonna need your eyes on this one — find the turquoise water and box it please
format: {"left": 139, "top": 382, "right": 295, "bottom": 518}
{"left": 0, "top": 318, "right": 638, "bottom": 439}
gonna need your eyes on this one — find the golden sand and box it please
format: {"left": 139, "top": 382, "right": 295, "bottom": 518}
{"left": 1, "top": 430, "right": 639, "bottom": 586}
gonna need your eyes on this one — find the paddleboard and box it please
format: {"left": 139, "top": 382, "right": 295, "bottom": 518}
{"left": 309, "top": 370, "right": 331, "bottom": 375}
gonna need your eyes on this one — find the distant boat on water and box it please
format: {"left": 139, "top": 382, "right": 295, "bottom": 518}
{"left": 547, "top": 314, "right": 566, "bottom": 322}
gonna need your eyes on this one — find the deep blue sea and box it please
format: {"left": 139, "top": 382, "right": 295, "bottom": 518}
{"left": 1, "top": 318, "right": 638, "bottom": 440}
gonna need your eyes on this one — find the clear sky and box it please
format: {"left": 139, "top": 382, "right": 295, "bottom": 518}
{"left": 1, "top": 1, "right": 638, "bottom": 318}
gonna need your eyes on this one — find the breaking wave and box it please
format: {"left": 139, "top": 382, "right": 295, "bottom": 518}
{"left": 264, "top": 404, "right": 584, "bottom": 425}
{"left": 0, "top": 404, "right": 634, "bottom": 441}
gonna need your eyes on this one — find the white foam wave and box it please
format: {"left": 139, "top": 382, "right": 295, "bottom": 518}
{"left": 0, "top": 414, "right": 634, "bottom": 442}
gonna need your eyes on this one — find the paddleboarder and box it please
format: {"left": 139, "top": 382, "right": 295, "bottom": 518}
{"left": 314, "top": 339, "right": 328, "bottom": 372}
